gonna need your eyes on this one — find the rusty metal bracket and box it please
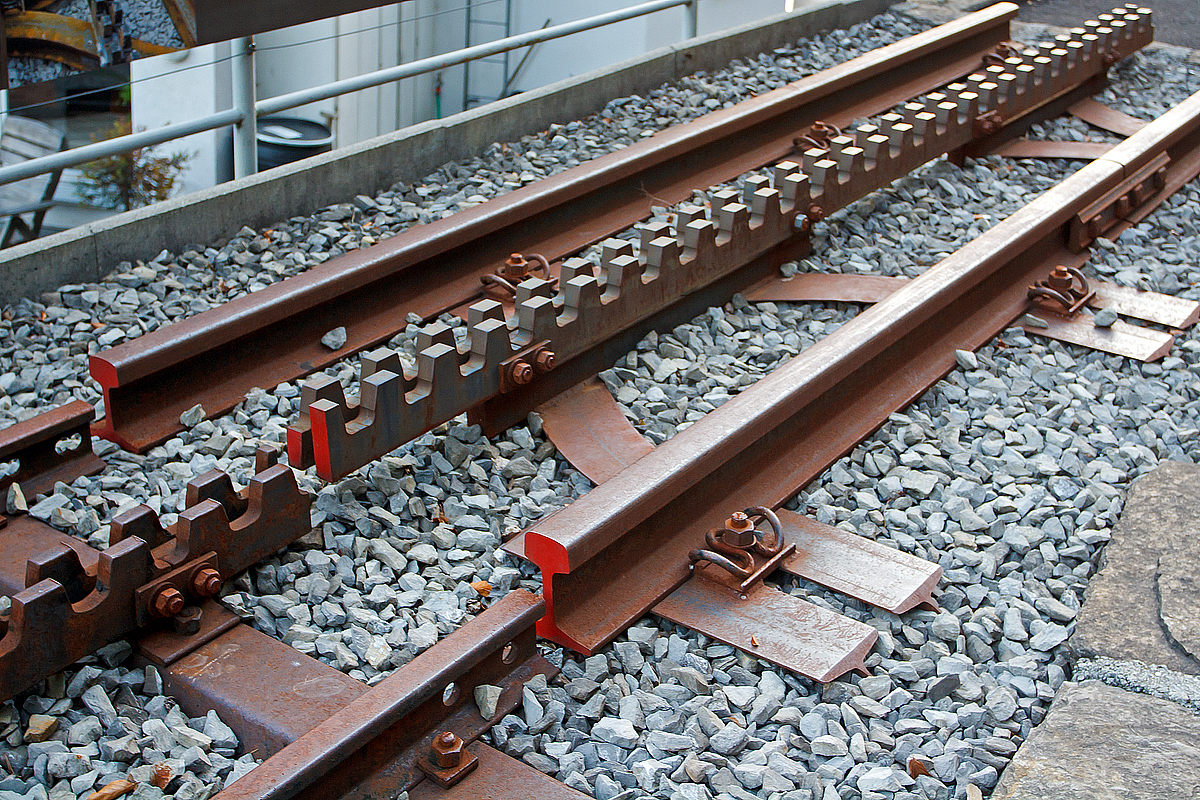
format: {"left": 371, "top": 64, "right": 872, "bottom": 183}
{"left": 213, "top": 589, "right": 567, "bottom": 800}
{"left": 1069, "top": 151, "right": 1169, "bottom": 250}
{"left": 499, "top": 340, "right": 555, "bottom": 393}
{"left": 1028, "top": 265, "right": 1095, "bottom": 315}
{"left": 0, "top": 450, "right": 312, "bottom": 702}
{"left": 4, "top": 10, "right": 173, "bottom": 71}
{"left": 0, "top": 400, "right": 104, "bottom": 500}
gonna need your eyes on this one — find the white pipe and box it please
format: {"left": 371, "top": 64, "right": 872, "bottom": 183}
{"left": 0, "top": 108, "right": 243, "bottom": 187}
{"left": 232, "top": 37, "right": 258, "bottom": 178}
{"left": 683, "top": 0, "right": 698, "bottom": 40}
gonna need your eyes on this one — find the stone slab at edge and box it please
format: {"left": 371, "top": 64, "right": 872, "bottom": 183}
{"left": 993, "top": 680, "right": 1200, "bottom": 800}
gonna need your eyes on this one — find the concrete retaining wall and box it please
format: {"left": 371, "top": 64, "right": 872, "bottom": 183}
{"left": 0, "top": 0, "right": 892, "bottom": 306}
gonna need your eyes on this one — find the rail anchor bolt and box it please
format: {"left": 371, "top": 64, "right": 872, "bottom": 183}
{"left": 191, "top": 568, "right": 222, "bottom": 598}
{"left": 150, "top": 587, "right": 185, "bottom": 618}
{"left": 420, "top": 730, "right": 479, "bottom": 788}
{"left": 534, "top": 349, "right": 556, "bottom": 373}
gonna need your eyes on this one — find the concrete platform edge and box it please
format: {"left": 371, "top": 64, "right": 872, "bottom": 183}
{"left": 0, "top": 0, "right": 892, "bottom": 307}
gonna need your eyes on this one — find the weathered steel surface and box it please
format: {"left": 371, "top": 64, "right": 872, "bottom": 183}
{"left": 1069, "top": 97, "right": 1148, "bottom": 137}
{"left": 521, "top": 77, "right": 1200, "bottom": 658}
{"left": 746, "top": 273, "right": 910, "bottom": 304}
{"left": 777, "top": 510, "right": 941, "bottom": 614}
{"left": 0, "top": 455, "right": 311, "bottom": 702}
{"left": 1091, "top": 280, "right": 1200, "bottom": 328}
{"left": 90, "top": 4, "right": 1021, "bottom": 454}
{"left": 216, "top": 590, "right": 554, "bottom": 800}
{"left": 408, "top": 742, "right": 590, "bottom": 800}
{"left": 152, "top": 620, "right": 368, "bottom": 759}
{"left": 0, "top": 400, "right": 104, "bottom": 500}
{"left": 537, "top": 377, "right": 654, "bottom": 484}
{"left": 988, "top": 139, "right": 1115, "bottom": 159}
{"left": 298, "top": 9, "right": 1155, "bottom": 481}
{"left": 5, "top": 10, "right": 173, "bottom": 70}
{"left": 1025, "top": 314, "right": 1174, "bottom": 360}
{"left": 654, "top": 577, "right": 877, "bottom": 682}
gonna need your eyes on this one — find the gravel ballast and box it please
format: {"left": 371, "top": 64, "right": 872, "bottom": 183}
{"left": 2, "top": 6, "right": 1200, "bottom": 800}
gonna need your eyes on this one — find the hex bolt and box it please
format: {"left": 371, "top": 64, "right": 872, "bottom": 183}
{"left": 150, "top": 587, "right": 185, "bottom": 618}
{"left": 533, "top": 349, "right": 556, "bottom": 372}
{"left": 191, "top": 567, "right": 222, "bottom": 598}
{"left": 1045, "top": 266, "right": 1074, "bottom": 292}
{"left": 431, "top": 731, "right": 463, "bottom": 769}
{"left": 726, "top": 511, "right": 753, "bottom": 533}
{"left": 511, "top": 361, "right": 534, "bottom": 385}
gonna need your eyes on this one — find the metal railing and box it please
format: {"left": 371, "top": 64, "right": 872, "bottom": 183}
{"left": 0, "top": 0, "right": 697, "bottom": 189}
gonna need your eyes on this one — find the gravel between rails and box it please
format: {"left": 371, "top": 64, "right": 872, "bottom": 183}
{"left": 1, "top": 7, "right": 1199, "bottom": 800}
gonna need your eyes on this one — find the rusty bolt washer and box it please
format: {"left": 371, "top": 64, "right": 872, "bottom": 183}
{"left": 689, "top": 507, "right": 785, "bottom": 580}
{"left": 190, "top": 567, "right": 222, "bottom": 598}
{"left": 149, "top": 586, "right": 186, "bottom": 619}
{"left": 421, "top": 731, "right": 479, "bottom": 788}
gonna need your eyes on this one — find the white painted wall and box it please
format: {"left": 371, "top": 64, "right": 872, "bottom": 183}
{"left": 130, "top": 43, "right": 233, "bottom": 197}
{"left": 132, "top": 0, "right": 790, "bottom": 193}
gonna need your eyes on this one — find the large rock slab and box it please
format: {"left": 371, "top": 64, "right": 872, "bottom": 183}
{"left": 993, "top": 681, "right": 1200, "bottom": 800}
{"left": 1071, "top": 461, "right": 1200, "bottom": 674}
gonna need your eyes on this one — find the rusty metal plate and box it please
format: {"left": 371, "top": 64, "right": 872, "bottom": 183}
{"left": 988, "top": 139, "right": 1115, "bottom": 159}
{"left": 1091, "top": 280, "right": 1200, "bottom": 328}
{"left": 218, "top": 590, "right": 554, "bottom": 800}
{"left": 776, "top": 509, "right": 941, "bottom": 614}
{"left": 90, "top": 3, "right": 1024, "bottom": 454}
{"left": 1069, "top": 97, "right": 1147, "bottom": 137}
{"left": 1024, "top": 314, "right": 1174, "bottom": 361}
{"left": 537, "top": 377, "right": 654, "bottom": 485}
{"left": 154, "top": 622, "right": 368, "bottom": 759}
{"left": 0, "top": 514, "right": 98, "bottom": 597}
{"left": 654, "top": 577, "right": 876, "bottom": 683}
{"left": 746, "top": 273, "right": 910, "bottom": 304}
{"left": 409, "top": 742, "right": 589, "bottom": 800}
{"left": 135, "top": 598, "right": 242, "bottom": 667}
{"left": 0, "top": 400, "right": 104, "bottom": 500}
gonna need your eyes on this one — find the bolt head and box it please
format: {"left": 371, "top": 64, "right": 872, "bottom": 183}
{"left": 151, "top": 587, "right": 185, "bottom": 618}
{"left": 191, "top": 567, "right": 222, "bottom": 598}
{"left": 511, "top": 361, "right": 534, "bottom": 385}
{"left": 432, "top": 731, "right": 463, "bottom": 768}
{"left": 534, "top": 350, "right": 555, "bottom": 372}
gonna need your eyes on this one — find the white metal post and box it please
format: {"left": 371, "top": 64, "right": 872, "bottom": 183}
{"left": 232, "top": 36, "right": 258, "bottom": 178}
{"left": 683, "top": 0, "right": 698, "bottom": 40}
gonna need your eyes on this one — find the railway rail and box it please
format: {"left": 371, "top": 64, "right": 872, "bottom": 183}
{"left": 3, "top": 4, "right": 1200, "bottom": 800}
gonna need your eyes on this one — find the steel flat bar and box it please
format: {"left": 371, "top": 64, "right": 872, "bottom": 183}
{"left": 776, "top": 509, "right": 942, "bottom": 614}
{"left": 745, "top": 272, "right": 910, "bottom": 303}
{"left": 988, "top": 139, "right": 1116, "bottom": 159}
{"left": 653, "top": 578, "right": 878, "bottom": 682}
{"left": 89, "top": 4, "right": 1020, "bottom": 453}
{"left": 217, "top": 590, "right": 551, "bottom": 800}
{"left": 1091, "top": 280, "right": 1200, "bottom": 327}
{"left": 0, "top": 400, "right": 104, "bottom": 500}
{"left": 1069, "top": 97, "right": 1147, "bottom": 137}
{"left": 150, "top": 620, "right": 369, "bottom": 759}
{"left": 521, "top": 85, "right": 1200, "bottom": 656}
{"left": 537, "top": 377, "right": 654, "bottom": 485}
{"left": 1024, "top": 314, "right": 1173, "bottom": 360}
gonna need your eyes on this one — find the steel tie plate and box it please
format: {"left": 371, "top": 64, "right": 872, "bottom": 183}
{"left": 1023, "top": 314, "right": 1175, "bottom": 361}
{"left": 653, "top": 577, "right": 878, "bottom": 683}
{"left": 777, "top": 509, "right": 942, "bottom": 615}
{"left": 537, "top": 377, "right": 654, "bottom": 484}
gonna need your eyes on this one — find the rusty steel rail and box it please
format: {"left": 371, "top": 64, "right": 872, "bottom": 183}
{"left": 515, "top": 77, "right": 1200, "bottom": 658}
{"left": 0, "top": 447, "right": 312, "bottom": 702}
{"left": 294, "top": 9, "right": 1153, "bottom": 481}
{"left": 207, "top": 589, "right": 577, "bottom": 800}
{"left": 0, "top": 400, "right": 105, "bottom": 500}
{"left": 90, "top": 3, "right": 1024, "bottom": 454}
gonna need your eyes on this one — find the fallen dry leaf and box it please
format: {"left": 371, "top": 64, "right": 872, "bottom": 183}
{"left": 750, "top": 635, "right": 759, "bottom": 647}
{"left": 150, "top": 763, "right": 172, "bottom": 790}
{"left": 471, "top": 580, "right": 492, "bottom": 597}
{"left": 87, "top": 779, "right": 136, "bottom": 800}
{"left": 907, "top": 755, "right": 931, "bottom": 778}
